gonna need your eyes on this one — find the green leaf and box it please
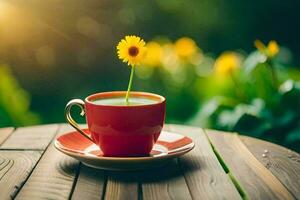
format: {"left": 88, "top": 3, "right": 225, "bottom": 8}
{"left": 279, "top": 79, "right": 300, "bottom": 94}
{"left": 243, "top": 51, "right": 267, "bottom": 75}
{"left": 237, "top": 113, "right": 271, "bottom": 136}
{"left": 0, "top": 65, "right": 40, "bottom": 127}
{"left": 286, "top": 123, "right": 300, "bottom": 143}
{"left": 279, "top": 80, "right": 300, "bottom": 111}
{"left": 216, "top": 99, "right": 271, "bottom": 135}
{"left": 188, "top": 96, "right": 239, "bottom": 127}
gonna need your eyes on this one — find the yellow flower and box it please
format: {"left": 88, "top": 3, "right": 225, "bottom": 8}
{"left": 174, "top": 37, "right": 198, "bottom": 59}
{"left": 254, "top": 40, "right": 266, "bottom": 52}
{"left": 214, "top": 52, "right": 241, "bottom": 75}
{"left": 161, "top": 43, "right": 180, "bottom": 71}
{"left": 117, "top": 35, "right": 146, "bottom": 66}
{"left": 267, "top": 40, "right": 279, "bottom": 57}
{"left": 142, "top": 41, "right": 162, "bottom": 67}
{"left": 254, "top": 39, "right": 279, "bottom": 58}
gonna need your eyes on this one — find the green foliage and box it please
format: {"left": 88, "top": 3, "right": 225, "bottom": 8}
{"left": 190, "top": 48, "right": 300, "bottom": 152}
{"left": 135, "top": 37, "right": 300, "bottom": 152}
{"left": 0, "top": 65, "right": 40, "bottom": 127}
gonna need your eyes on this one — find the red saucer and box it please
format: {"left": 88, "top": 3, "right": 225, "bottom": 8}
{"left": 54, "top": 129, "right": 194, "bottom": 171}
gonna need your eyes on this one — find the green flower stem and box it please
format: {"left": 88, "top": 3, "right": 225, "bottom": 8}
{"left": 230, "top": 72, "right": 247, "bottom": 102}
{"left": 267, "top": 60, "right": 278, "bottom": 88}
{"left": 125, "top": 65, "right": 135, "bottom": 104}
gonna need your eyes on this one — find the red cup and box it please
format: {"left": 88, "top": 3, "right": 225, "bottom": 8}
{"left": 65, "top": 91, "right": 166, "bottom": 157}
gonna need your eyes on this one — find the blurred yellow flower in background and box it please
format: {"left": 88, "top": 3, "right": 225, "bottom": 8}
{"left": 267, "top": 40, "right": 279, "bottom": 57}
{"left": 174, "top": 37, "right": 198, "bottom": 59}
{"left": 254, "top": 39, "right": 279, "bottom": 58}
{"left": 142, "top": 41, "right": 162, "bottom": 67}
{"left": 117, "top": 35, "right": 146, "bottom": 66}
{"left": 254, "top": 40, "right": 266, "bottom": 52}
{"left": 214, "top": 52, "right": 241, "bottom": 75}
{"left": 162, "top": 43, "right": 180, "bottom": 72}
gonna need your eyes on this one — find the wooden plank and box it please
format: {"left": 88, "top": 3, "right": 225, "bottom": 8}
{"left": 71, "top": 164, "right": 106, "bottom": 200}
{"left": 142, "top": 160, "right": 192, "bottom": 200}
{"left": 207, "top": 129, "right": 294, "bottom": 200}
{"left": 169, "top": 124, "right": 242, "bottom": 200}
{"left": 0, "top": 127, "right": 14, "bottom": 146}
{"left": 104, "top": 172, "right": 138, "bottom": 200}
{"left": 15, "top": 125, "right": 80, "bottom": 200}
{"left": 0, "top": 124, "right": 59, "bottom": 150}
{"left": 241, "top": 135, "right": 300, "bottom": 199}
{"left": 141, "top": 125, "right": 192, "bottom": 200}
{"left": 0, "top": 151, "right": 42, "bottom": 200}
{"left": 103, "top": 124, "right": 193, "bottom": 200}
{"left": 62, "top": 123, "right": 105, "bottom": 200}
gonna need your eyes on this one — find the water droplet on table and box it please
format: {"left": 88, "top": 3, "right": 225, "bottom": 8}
{"left": 264, "top": 149, "right": 269, "bottom": 153}
{"left": 262, "top": 153, "right": 267, "bottom": 158}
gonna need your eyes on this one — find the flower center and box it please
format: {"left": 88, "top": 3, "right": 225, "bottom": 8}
{"left": 128, "top": 46, "right": 139, "bottom": 57}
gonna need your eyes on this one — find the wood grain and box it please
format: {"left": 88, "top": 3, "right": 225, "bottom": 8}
{"left": 71, "top": 164, "right": 106, "bottom": 200}
{"left": 104, "top": 172, "right": 138, "bottom": 200}
{"left": 15, "top": 125, "right": 79, "bottom": 200}
{"left": 241, "top": 135, "right": 300, "bottom": 199}
{"left": 169, "top": 124, "right": 242, "bottom": 200}
{"left": 0, "top": 127, "right": 14, "bottom": 146}
{"left": 141, "top": 125, "right": 192, "bottom": 200}
{"left": 1, "top": 123, "right": 298, "bottom": 200}
{"left": 141, "top": 159, "right": 192, "bottom": 200}
{"left": 207, "top": 129, "right": 294, "bottom": 200}
{"left": 0, "top": 124, "right": 59, "bottom": 150}
{"left": 0, "top": 151, "right": 42, "bottom": 200}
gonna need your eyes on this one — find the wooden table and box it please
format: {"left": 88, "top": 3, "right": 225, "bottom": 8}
{"left": 0, "top": 124, "right": 299, "bottom": 200}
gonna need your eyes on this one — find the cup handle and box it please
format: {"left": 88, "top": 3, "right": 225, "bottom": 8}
{"left": 65, "top": 99, "right": 94, "bottom": 142}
